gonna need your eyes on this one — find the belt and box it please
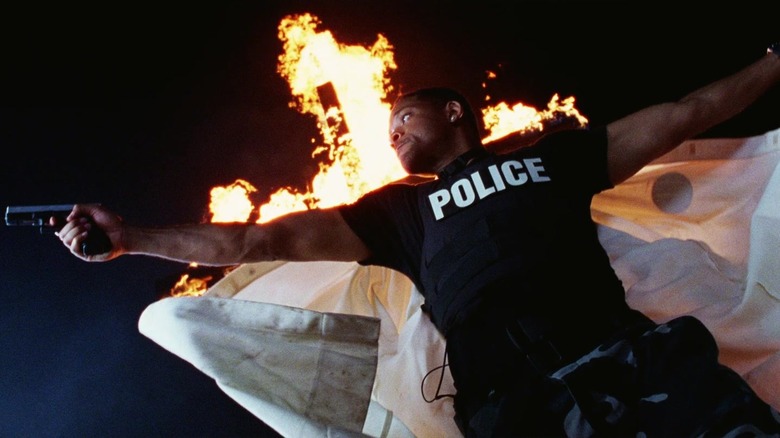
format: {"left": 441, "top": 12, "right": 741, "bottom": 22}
{"left": 504, "top": 309, "right": 655, "bottom": 376}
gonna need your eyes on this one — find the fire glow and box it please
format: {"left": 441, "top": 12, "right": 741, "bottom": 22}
{"left": 169, "top": 271, "right": 213, "bottom": 298}
{"left": 169, "top": 13, "right": 588, "bottom": 297}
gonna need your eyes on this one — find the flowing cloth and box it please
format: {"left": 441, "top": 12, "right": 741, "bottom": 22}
{"left": 139, "top": 127, "right": 780, "bottom": 437}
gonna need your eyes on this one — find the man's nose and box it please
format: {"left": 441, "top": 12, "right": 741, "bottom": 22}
{"left": 390, "top": 129, "right": 402, "bottom": 147}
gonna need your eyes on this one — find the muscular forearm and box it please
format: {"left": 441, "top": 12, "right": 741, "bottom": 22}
{"left": 119, "top": 207, "right": 370, "bottom": 265}
{"left": 607, "top": 49, "right": 780, "bottom": 185}
{"left": 678, "top": 50, "right": 780, "bottom": 130}
{"left": 123, "top": 223, "right": 269, "bottom": 266}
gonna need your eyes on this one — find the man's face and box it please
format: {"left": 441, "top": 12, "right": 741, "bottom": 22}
{"left": 389, "top": 97, "right": 454, "bottom": 175}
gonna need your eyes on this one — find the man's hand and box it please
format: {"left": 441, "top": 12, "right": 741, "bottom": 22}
{"left": 55, "top": 204, "right": 123, "bottom": 261}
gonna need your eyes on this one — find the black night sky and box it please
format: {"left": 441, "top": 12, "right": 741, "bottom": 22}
{"left": 1, "top": 2, "right": 778, "bottom": 437}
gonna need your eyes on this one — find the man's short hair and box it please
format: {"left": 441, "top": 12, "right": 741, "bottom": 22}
{"left": 396, "top": 87, "right": 481, "bottom": 136}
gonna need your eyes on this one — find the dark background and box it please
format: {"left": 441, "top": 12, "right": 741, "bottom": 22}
{"left": 1, "top": 2, "right": 778, "bottom": 437}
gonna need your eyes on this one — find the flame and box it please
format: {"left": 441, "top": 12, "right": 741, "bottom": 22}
{"left": 263, "top": 13, "right": 404, "bottom": 222}
{"left": 170, "top": 273, "right": 213, "bottom": 298}
{"left": 170, "top": 13, "right": 589, "bottom": 297}
{"left": 169, "top": 263, "right": 213, "bottom": 298}
{"left": 209, "top": 179, "right": 258, "bottom": 223}
{"left": 481, "top": 94, "right": 588, "bottom": 143}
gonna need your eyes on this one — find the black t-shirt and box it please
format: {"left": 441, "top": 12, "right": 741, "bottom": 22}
{"left": 339, "top": 126, "right": 628, "bottom": 333}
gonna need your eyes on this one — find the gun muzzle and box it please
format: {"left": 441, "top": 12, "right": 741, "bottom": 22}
{"left": 5, "top": 204, "right": 112, "bottom": 256}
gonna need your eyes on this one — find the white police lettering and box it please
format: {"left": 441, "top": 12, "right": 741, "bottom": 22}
{"left": 428, "top": 157, "right": 550, "bottom": 220}
{"left": 452, "top": 179, "right": 475, "bottom": 207}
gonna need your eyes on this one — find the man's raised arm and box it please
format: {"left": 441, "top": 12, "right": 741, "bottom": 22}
{"left": 56, "top": 203, "right": 371, "bottom": 265}
{"left": 606, "top": 45, "right": 780, "bottom": 186}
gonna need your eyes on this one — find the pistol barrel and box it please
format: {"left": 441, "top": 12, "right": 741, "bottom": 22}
{"left": 5, "top": 204, "right": 75, "bottom": 227}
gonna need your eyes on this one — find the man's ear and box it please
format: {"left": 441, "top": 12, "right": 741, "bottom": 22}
{"left": 446, "top": 101, "right": 463, "bottom": 122}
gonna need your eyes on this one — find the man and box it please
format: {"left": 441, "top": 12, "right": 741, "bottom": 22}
{"left": 57, "top": 44, "right": 780, "bottom": 436}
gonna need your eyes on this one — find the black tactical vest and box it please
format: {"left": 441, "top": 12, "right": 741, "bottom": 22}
{"left": 417, "top": 149, "right": 555, "bottom": 333}
{"left": 416, "top": 146, "right": 627, "bottom": 335}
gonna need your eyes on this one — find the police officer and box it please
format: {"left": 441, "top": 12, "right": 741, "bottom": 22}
{"left": 57, "top": 43, "right": 780, "bottom": 436}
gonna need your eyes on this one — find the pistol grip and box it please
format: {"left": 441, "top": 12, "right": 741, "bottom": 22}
{"left": 82, "top": 225, "right": 113, "bottom": 256}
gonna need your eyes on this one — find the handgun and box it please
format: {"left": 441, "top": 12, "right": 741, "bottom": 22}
{"left": 5, "top": 204, "right": 113, "bottom": 256}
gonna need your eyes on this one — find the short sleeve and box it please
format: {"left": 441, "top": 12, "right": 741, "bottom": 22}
{"left": 337, "top": 183, "right": 423, "bottom": 278}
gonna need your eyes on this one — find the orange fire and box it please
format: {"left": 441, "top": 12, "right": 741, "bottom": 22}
{"left": 170, "top": 272, "right": 213, "bottom": 298}
{"left": 209, "top": 179, "right": 258, "bottom": 223}
{"left": 170, "top": 13, "right": 588, "bottom": 297}
{"left": 481, "top": 93, "right": 588, "bottom": 143}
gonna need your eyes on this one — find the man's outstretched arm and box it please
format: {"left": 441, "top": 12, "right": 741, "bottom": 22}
{"left": 606, "top": 45, "right": 780, "bottom": 186}
{"left": 55, "top": 203, "right": 371, "bottom": 265}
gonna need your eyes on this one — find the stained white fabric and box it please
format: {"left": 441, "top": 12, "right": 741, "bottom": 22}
{"left": 138, "top": 295, "right": 383, "bottom": 436}
{"left": 139, "top": 127, "right": 780, "bottom": 437}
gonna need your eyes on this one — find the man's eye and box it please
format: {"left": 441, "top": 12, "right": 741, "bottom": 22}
{"left": 401, "top": 113, "right": 410, "bottom": 123}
